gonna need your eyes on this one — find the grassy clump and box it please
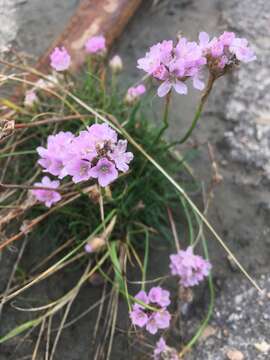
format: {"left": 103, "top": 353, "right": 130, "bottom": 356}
{"left": 0, "top": 60, "right": 201, "bottom": 359}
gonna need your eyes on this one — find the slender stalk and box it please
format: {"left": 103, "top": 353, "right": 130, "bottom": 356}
{"left": 142, "top": 229, "right": 149, "bottom": 291}
{"left": 177, "top": 73, "right": 216, "bottom": 145}
{"left": 154, "top": 91, "right": 172, "bottom": 142}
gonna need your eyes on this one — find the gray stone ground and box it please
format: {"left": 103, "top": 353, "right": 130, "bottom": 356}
{"left": 0, "top": 0, "right": 270, "bottom": 359}
{"left": 223, "top": 0, "right": 270, "bottom": 180}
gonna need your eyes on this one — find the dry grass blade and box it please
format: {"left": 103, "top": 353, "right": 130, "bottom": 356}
{"left": 49, "top": 262, "right": 92, "bottom": 360}
{"left": 32, "top": 318, "right": 46, "bottom": 360}
{"left": 0, "top": 237, "right": 28, "bottom": 320}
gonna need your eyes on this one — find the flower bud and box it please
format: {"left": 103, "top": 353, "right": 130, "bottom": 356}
{"left": 24, "top": 90, "right": 39, "bottom": 108}
{"left": 124, "top": 84, "right": 146, "bottom": 105}
{"left": 109, "top": 55, "right": 123, "bottom": 74}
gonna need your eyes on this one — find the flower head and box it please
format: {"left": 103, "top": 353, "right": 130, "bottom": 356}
{"left": 137, "top": 38, "right": 205, "bottom": 97}
{"left": 170, "top": 246, "right": 212, "bottom": 287}
{"left": 32, "top": 176, "right": 61, "bottom": 207}
{"left": 129, "top": 287, "right": 171, "bottom": 334}
{"left": 199, "top": 31, "right": 256, "bottom": 72}
{"left": 36, "top": 124, "right": 133, "bottom": 189}
{"left": 85, "top": 35, "right": 106, "bottom": 55}
{"left": 50, "top": 47, "right": 71, "bottom": 71}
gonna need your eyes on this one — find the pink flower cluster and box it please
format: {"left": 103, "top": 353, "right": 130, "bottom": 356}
{"left": 85, "top": 35, "right": 106, "bottom": 55}
{"left": 170, "top": 246, "right": 212, "bottom": 287}
{"left": 137, "top": 32, "right": 255, "bottom": 97}
{"left": 32, "top": 176, "right": 61, "bottom": 208}
{"left": 50, "top": 47, "right": 71, "bottom": 72}
{"left": 137, "top": 38, "right": 206, "bottom": 97}
{"left": 154, "top": 338, "right": 179, "bottom": 360}
{"left": 129, "top": 287, "right": 171, "bottom": 334}
{"left": 37, "top": 124, "right": 133, "bottom": 188}
{"left": 199, "top": 31, "right": 256, "bottom": 70}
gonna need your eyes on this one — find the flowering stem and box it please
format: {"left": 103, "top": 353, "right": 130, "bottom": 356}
{"left": 154, "top": 91, "right": 172, "bottom": 142}
{"left": 179, "top": 234, "right": 214, "bottom": 358}
{"left": 177, "top": 73, "right": 216, "bottom": 145}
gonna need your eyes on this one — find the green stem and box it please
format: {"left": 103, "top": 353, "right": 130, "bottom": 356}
{"left": 154, "top": 91, "right": 172, "bottom": 143}
{"left": 142, "top": 229, "right": 149, "bottom": 291}
{"left": 176, "top": 73, "right": 216, "bottom": 146}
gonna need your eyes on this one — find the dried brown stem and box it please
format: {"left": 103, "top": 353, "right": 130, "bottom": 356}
{"left": 15, "top": 114, "right": 89, "bottom": 129}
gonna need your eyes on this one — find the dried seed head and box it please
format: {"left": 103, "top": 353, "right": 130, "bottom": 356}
{"left": 0, "top": 119, "right": 15, "bottom": 140}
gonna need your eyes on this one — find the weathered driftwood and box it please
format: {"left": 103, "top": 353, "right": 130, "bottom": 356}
{"left": 36, "top": 0, "right": 142, "bottom": 73}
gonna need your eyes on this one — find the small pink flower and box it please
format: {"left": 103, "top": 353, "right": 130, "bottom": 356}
{"left": 50, "top": 47, "right": 71, "bottom": 71}
{"left": 153, "top": 337, "right": 179, "bottom": 360}
{"left": 154, "top": 310, "right": 171, "bottom": 329}
{"left": 32, "top": 176, "right": 61, "bottom": 208}
{"left": 85, "top": 35, "right": 106, "bottom": 55}
{"left": 89, "top": 158, "right": 118, "bottom": 187}
{"left": 148, "top": 287, "right": 171, "bottom": 307}
{"left": 134, "top": 290, "right": 149, "bottom": 307}
{"left": 64, "top": 159, "right": 92, "bottom": 183}
{"left": 37, "top": 131, "right": 74, "bottom": 178}
{"left": 24, "top": 90, "right": 38, "bottom": 107}
{"left": 130, "top": 307, "right": 149, "bottom": 328}
{"left": 219, "top": 31, "right": 235, "bottom": 46}
{"left": 146, "top": 313, "right": 159, "bottom": 334}
{"left": 87, "top": 123, "right": 118, "bottom": 148}
{"left": 170, "top": 246, "right": 212, "bottom": 287}
{"left": 154, "top": 337, "right": 167, "bottom": 358}
{"left": 109, "top": 140, "right": 134, "bottom": 172}
{"left": 137, "top": 40, "right": 173, "bottom": 76}
{"left": 229, "top": 37, "right": 256, "bottom": 63}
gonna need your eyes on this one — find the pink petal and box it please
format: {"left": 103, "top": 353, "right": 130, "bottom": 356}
{"left": 157, "top": 81, "right": 172, "bottom": 97}
{"left": 193, "top": 76, "right": 205, "bottom": 91}
{"left": 173, "top": 80, "right": 188, "bottom": 95}
{"left": 199, "top": 32, "right": 210, "bottom": 47}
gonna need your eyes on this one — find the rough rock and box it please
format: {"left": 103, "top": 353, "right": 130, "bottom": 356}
{"left": 222, "top": 0, "right": 270, "bottom": 180}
